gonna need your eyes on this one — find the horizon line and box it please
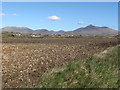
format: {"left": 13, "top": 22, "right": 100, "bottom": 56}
{"left": 1, "top": 24, "right": 118, "bottom": 31}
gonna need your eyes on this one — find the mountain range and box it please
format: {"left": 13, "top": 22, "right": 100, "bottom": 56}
{"left": 1, "top": 24, "right": 118, "bottom": 36}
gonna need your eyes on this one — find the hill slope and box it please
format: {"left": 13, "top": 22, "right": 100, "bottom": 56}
{"left": 2, "top": 26, "right": 33, "bottom": 34}
{"left": 1, "top": 27, "right": 65, "bottom": 35}
{"left": 1, "top": 25, "right": 118, "bottom": 36}
{"left": 64, "top": 24, "right": 118, "bottom": 36}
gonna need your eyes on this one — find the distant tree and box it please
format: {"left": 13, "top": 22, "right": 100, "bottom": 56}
{"left": 57, "top": 34, "right": 61, "bottom": 36}
{"left": 11, "top": 34, "right": 15, "bottom": 37}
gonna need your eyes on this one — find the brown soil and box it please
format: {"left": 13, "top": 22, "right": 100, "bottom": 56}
{"left": 2, "top": 37, "right": 118, "bottom": 88}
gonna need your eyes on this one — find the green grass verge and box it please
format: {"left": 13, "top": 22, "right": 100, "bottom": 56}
{"left": 35, "top": 45, "right": 119, "bottom": 88}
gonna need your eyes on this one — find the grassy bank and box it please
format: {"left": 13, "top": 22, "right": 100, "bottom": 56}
{"left": 35, "top": 45, "right": 119, "bottom": 88}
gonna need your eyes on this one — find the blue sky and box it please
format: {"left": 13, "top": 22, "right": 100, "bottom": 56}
{"left": 1, "top": 2, "right": 118, "bottom": 31}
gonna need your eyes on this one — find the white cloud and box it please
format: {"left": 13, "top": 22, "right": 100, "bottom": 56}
{"left": 78, "top": 21, "right": 87, "bottom": 25}
{"left": 0, "top": 13, "right": 6, "bottom": 16}
{"left": 106, "top": 25, "right": 116, "bottom": 28}
{"left": 0, "top": 13, "right": 19, "bottom": 16}
{"left": 48, "top": 16, "right": 61, "bottom": 21}
{"left": 11, "top": 13, "right": 19, "bottom": 16}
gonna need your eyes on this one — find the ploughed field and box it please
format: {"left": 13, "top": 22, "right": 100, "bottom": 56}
{"left": 2, "top": 37, "right": 118, "bottom": 88}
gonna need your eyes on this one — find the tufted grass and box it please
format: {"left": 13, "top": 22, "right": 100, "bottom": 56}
{"left": 35, "top": 45, "right": 119, "bottom": 88}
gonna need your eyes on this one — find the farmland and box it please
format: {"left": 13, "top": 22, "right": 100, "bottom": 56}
{"left": 2, "top": 37, "right": 119, "bottom": 88}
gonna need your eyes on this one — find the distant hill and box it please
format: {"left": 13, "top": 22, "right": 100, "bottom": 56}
{"left": 33, "top": 29, "right": 54, "bottom": 35}
{"left": 1, "top": 25, "right": 118, "bottom": 36}
{"left": 64, "top": 24, "right": 118, "bottom": 36}
{"left": 2, "top": 26, "right": 33, "bottom": 34}
{"left": 1, "top": 26, "right": 66, "bottom": 35}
